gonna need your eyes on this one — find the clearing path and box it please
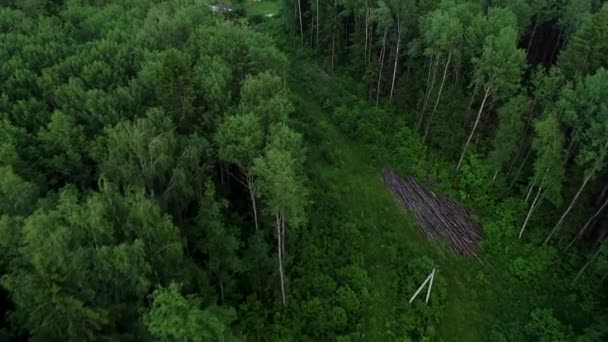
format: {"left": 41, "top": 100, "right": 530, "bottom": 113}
{"left": 291, "top": 70, "right": 491, "bottom": 341}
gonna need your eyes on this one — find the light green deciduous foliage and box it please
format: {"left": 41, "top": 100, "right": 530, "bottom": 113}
{"left": 197, "top": 185, "right": 242, "bottom": 303}
{"left": 0, "top": 166, "right": 38, "bottom": 216}
{"left": 144, "top": 283, "right": 237, "bottom": 341}
{"left": 239, "top": 71, "right": 294, "bottom": 133}
{"left": 491, "top": 94, "right": 530, "bottom": 180}
{"left": 419, "top": 1, "right": 464, "bottom": 141}
{"left": 96, "top": 108, "right": 210, "bottom": 219}
{"left": 217, "top": 112, "right": 264, "bottom": 231}
{"left": 519, "top": 113, "right": 565, "bottom": 239}
{"left": 558, "top": 6, "right": 608, "bottom": 78}
{"left": 37, "top": 110, "right": 88, "bottom": 187}
{"left": 1, "top": 189, "right": 185, "bottom": 340}
{"left": 254, "top": 147, "right": 307, "bottom": 307}
{"left": 524, "top": 309, "right": 572, "bottom": 341}
{"left": 457, "top": 26, "right": 525, "bottom": 170}
{"left": 546, "top": 68, "right": 608, "bottom": 243}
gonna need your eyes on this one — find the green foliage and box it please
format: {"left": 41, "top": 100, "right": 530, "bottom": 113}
{"left": 217, "top": 112, "right": 264, "bottom": 170}
{"left": 472, "top": 26, "right": 525, "bottom": 97}
{"left": 2, "top": 0, "right": 608, "bottom": 340}
{"left": 558, "top": 6, "right": 608, "bottom": 78}
{"left": 491, "top": 95, "right": 529, "bottom": 173}
{"left": 144, "top": 282, "right": 237, "bottom": 341}
{"left": 525, "top": 309, "right": 573, "bottom": 341}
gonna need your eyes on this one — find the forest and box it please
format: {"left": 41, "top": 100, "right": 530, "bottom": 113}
{"left": 0, "top": 0, "right": 606, "bottom": 340}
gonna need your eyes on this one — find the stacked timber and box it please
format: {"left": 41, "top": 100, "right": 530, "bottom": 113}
{"left": 382, "top": 168, "right": 483, "bottom": 256}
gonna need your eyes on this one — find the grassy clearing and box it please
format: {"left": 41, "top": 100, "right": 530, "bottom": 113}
{"left": 246, "top": 0, "right": 280, "bottom": 17}
{"left": 289, "top": 66, "right": 492, "bottom": 341}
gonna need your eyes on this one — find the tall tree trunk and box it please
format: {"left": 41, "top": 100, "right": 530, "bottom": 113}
{"left": 547, "top": 139, "right": 608, "bottom": 244}
{"left": 331, "top": 31, "right": 336, "bottom": 72}
{"left": 519, "top": 185, "right": 544, "bottom": 239}
{"left": 565, "top": 195, "right": 608, "bottom": 251}
{"left": 368, "top": 23, "right": 373, "bottom": 64}
{"left": 310, "top": 6, "right": 314, "bottom": 46}
{"left": 297, "top": 0, "right": 304, "bottom": 43}
{"left": 416, "top": 54, "right": 433, "bottom": 131}
{"left": 526, "top": 19, "right": 538, "bottom": 54}
{"left": 550, "top": 30, "right": 562, "bottom": 62}
{"left": 525, "top": 176, "right": 537, "bottom": 202}
{"left": 417, "top": 55, "right": 437, "bottom": 131}
{"left": 457, "top": 87, "right": 491, "bottom": 171}
{"left": 423, "top": 51, "right": 452, "bottom": 143}
{"left": 389, "top": 20, "right": 401, "bottom": 100}
{"left": 246, "top": 173, "right": 259, "bottom": 232}
{"left": 545, "top": 174, "right": 592, "bottom": 244}
{"left": 572, "top": 242, "right": 605, "bottom": 285}
{"left": 468, "top": 83, "right": 478, "bottom": 110}
{"left": 276, "top": 213, "right": 286, "bottom": 307}
{"left": 492, "top": 169, "right": 500, "bottom": 182}
{"left": 316, "top": 0, "right": 320, "bottom": 49}
{"left": 508, "top": 144, "right": 532, "bottom": 189}
{"left": 280, "top": 209, "right": 286, "bottom": 262}
{"left": 376, "top": 30, "right": 388, "bottom": 105}
{"left": 364, "top": 8, "right": 369, "bottom": 62}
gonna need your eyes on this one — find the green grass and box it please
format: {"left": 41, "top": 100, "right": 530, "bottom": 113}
{"left": 289, "top": 65, "right": 492, "bottom": 341}
{"left": 246, "top": 1, "right": 280, "bottom": 17}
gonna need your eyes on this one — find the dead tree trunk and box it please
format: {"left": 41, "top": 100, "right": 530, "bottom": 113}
{"left": 457, "top": 87, "right": 491, "bottom": 171}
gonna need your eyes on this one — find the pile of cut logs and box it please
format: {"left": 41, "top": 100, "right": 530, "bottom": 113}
{"left": 382, "top": 168, "right": 483, "bottom": 256}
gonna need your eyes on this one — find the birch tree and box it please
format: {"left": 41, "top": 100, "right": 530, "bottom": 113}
{"left": 216, "top": 112, "right": 264, "bottom": 232}
{"left": 253, "top": 147, "right": 307, "bottom": 307}
{"left": 519, "top": 113, "right": 565, "bottom": 239}
{"left": 546, "top": 68, "right": 608, "bottom": 244}
{"left": 420, "top": 5, "right": 464, "bottom": 142}
{"left": 490, "top": 95, "right": 530, "bottom": 181}
{"left": 457, "top": 26, "right": 525, "bottom": 171}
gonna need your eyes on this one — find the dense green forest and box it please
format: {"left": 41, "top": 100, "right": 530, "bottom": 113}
{"left": 0, "top": 0, "right": 606, "bottom": 340}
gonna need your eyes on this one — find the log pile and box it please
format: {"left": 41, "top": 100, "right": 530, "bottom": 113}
{"left": 382, "top": 168, "right": 483, "bottom": 256}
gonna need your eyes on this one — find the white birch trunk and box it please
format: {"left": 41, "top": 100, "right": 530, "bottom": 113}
{"left": 423, "top": 51, "right": 452, "bottom": 143}
{"left": 276, "top": 213, "right": 286, "bottom": 307}
{"left": 418, "top": 55, "right": 437, "bottom": 131}
{"left": 247, "top": 172, "right": 259, "bottom": 232}
{"left": 457, "top": 87, "right": 491, "bottom": 171}
{"left": 545, "top": 173, "right": 592, "bottom": 244}
{"left": 519, "top": 185, "right": 544, "bottom": 239}
{"left": 565, "top": 195, "right": 608, "bottom": 251}
{"left": 297, "top": 0, "right": 304, "bottom": 43}
{"left": 376, "top": 30, "right": 387, "bottom": 105}
{"left": 572, "top": 243, "right": 605, "bottom": 285}
{"left": 389, "top": 19, "right": 401, "bottom": 99}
